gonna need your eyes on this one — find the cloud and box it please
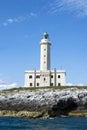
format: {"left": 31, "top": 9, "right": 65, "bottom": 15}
{"left": 3, "top": 18, "right": 18, "bottom": 26}
{"left": 66, "top": 83, "right": 84, "bottom": 86}
{"left": 66, "top": 83, "right": 74, "bottom": 86}
{"left": 0, "top": 79, "right": 5, "bottom": 84}
{"left": 49, "top": 0, "right": 87, "bottom": 17}
{"left": 0, "top": 82, "right": 18, "bottom": 90}
{"left": 2, "top": 12, "right": 37, "bottom": 27}
{"left": 30, "top": 12, "right": 37, "bottom": 16}
{"left": 77, "top": 83, "right": 84, "bottom": 86}
{"left": 0, "top": 79, "right": 18, "bottom": 90}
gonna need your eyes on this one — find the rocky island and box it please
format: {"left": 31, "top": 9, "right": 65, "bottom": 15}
{"left": 0, "top": 87, "right": 87, "bottom": 118}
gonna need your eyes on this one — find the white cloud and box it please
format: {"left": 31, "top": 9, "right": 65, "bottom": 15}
{"left": 30, "top": 12, "right": 37, "bottom": 16}
{"left": 0, "top": 83, "right": 18, "bottom": 90}
{"left": 7, "top": 18, "right": 15, "bottom": 23}
{"left": 0, "top": 79, "right": 18, "bottom": 90}
{"left": 66, "top": 83, "right": 84, "bottom": 86}
{"left": 66, "top": 83, "right": 74, "bottom": 86}
{"left": 0, "top": 79, "right": 5, "bottom": 84}
{"left": 49, "top": 0, "right": 87, "bottom": 16}
{"left": 77, "top": 83, "right": 84, "bottom": 86}
{"left": 2, "top": 12, "right": 37, "bottom": 27}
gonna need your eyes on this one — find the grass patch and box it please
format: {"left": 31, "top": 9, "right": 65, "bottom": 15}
{"left": 68, "top": 110, "right": 87, "bottom": 117}
{"left": 0, "top": 86, "right": 87, "bottom": 93}
{"left": 0, "top": 110, "right": 49, "bottom": 118}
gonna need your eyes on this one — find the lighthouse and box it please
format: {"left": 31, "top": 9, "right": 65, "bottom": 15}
{"left": 25, "top": 32, "right": 66, "bottom": 87}
{"left": 40, "top": 32, "right": 51, "bottom": 71}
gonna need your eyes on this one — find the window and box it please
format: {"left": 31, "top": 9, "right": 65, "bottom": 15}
{"left": 44, "top": 78, "right": 46, "bottom": 81}
{"left": 37, "top": 83, "right": 39, "bottom": 86}
{"left": 44, "top": 55, "right": 46, "bottom": 57}
{"left": 51, "top": 83, "right": 53, "bottom": 86}
{"left": 30, "top": 83, "right": 32, "bottom": 86}
{"left": 29, "top": 75, "right": 32, "bottom": 79}
{"left": 44, "top": 49, "right": 46, "bottom": 51}
{"left": 58, "top": 83, "right": 61, "bottom": 86}
{"left": 51, "top": 75, "right": 53, "bottom": 78}
{"left": 36, "top": 75, "right": 40, "bottom": 78}
{"left": 44, "top": 61, "right": 46, "bottom": 64}
{"left": 58, "top": 75, "right": 60, "bottom": 78}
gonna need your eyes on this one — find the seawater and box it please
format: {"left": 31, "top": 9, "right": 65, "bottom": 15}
{"left": 0, "top": 116, "right": 87, "bottom": 130}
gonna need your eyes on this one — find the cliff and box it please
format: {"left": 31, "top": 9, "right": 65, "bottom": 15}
{"left": 0, "top": 87, "right": 87, "bottom": 118}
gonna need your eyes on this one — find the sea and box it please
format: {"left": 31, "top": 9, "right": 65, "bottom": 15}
{"left": 0, "top": 116, "right": 87, "bottom": 130}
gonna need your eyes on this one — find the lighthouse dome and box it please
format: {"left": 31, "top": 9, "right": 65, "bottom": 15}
{"left": 40, "top": 32, "right": 51, "bottom": 45}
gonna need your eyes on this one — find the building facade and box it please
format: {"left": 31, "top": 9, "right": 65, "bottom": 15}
{"left": 25, "top": 32, "right": 66, "bottom": 87}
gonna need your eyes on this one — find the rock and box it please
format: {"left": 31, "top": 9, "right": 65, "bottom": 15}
{"left": 0, "top": 88, "right": 87, "bottom": 117}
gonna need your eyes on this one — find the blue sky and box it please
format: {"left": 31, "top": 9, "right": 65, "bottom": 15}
{"left": 0, "top": 0, "right": 87, "bottom": 89}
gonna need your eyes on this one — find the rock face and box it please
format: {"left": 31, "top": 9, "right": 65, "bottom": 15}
{"left": 0, "top": 88, "right": 87, "bottom": 117}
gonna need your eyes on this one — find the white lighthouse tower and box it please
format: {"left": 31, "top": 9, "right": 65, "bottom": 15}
{"left": 40, "top": 32, "right": 51, "bottom": 71}
{"left": 25, "top": 32, "right": 66, "bottom": 87}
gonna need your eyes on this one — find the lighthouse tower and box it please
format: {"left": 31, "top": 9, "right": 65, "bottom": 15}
{"left": 40, "top": 32, "right": 51, "bottom": 71}
{"left": 40, "top": 32, "right": 51, "bottom": 86}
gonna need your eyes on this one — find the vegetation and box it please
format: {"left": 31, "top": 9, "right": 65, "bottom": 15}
{"left": 0, "top": 109, "right": 87, "bottom": 118}
{"left": 0, "top": 110, "right": 49, "bottom": 118}
{"left": 68, "top": 110, "right": 87, "bottom": 117}
{"left": 1, "top": 86, "right": 87, "bottom": 93}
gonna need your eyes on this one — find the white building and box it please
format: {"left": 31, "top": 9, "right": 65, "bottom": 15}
{"left": 25, "top": 32, "right": 66, "bottom": 87}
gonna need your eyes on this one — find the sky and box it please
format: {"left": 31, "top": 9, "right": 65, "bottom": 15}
{"left": 0, "top": 0, "right": 87, "bottom": 89}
